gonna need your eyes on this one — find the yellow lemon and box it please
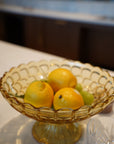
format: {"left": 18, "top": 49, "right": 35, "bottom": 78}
{"left": 48, "top": 68, "right": 77, "bottom": 92}
{"left": 53, "top": 87, "right": 84, "bottom": 110}
{"left": 24, "top": 81, "right": 54, "bottom": 108}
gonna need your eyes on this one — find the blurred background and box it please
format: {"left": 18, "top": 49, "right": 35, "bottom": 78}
{"left": 0, "top": 0, "right": 114, "bottom": 70}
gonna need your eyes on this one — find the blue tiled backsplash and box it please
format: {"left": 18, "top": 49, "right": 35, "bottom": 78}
{"left": 0, "top": 0, "right": 114, "bottom": 17}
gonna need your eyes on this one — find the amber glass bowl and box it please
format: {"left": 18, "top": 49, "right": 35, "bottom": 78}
{"left": 0, "top": 60, "right": 114, "bottom": 144}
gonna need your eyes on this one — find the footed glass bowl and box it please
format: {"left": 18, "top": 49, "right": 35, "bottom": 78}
{"left": 0, "top": 60, "right": 114, "bottom": 144}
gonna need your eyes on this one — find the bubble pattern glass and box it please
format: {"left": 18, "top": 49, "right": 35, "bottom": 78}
{"left": 0, "top": 60, "right": 114, "bottom": 123}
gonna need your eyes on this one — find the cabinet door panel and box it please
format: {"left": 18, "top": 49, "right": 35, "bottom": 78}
{"left": 44, "top": 19, "right": 80, "bottom": 60}
{"left": 80, "top": 28, "right": 114, "bottom": 70}
{"left": 24, "top": 17, "right": 45, "bottom": 51}
{"left": 0, "top": 13, "right": 6, "bottom": 40}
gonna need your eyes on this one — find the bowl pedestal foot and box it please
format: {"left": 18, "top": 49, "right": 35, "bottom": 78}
{"left": 32, "top": 121, "right": 82, "bottom": 144}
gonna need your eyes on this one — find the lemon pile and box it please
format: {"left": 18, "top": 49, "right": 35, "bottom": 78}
{"left": 24, "top": 68, "right": 94, "bottom": 110}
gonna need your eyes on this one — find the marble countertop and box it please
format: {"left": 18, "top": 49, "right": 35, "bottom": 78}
{"left": 0, "top": 1, "right": 114, "bottom": 26}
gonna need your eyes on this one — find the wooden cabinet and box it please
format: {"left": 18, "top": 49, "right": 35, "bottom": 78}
{"left": 24, "top": 17, "right": 45, "bottom": 51}
{"left": 80, "top": 27, "right": 114, "bottom": 69}
{"left": 44, "top": 19, "right": 80, "bottom": 60}
{"left": 0, "top": 13, "right": 6, "bottom": 41}
{"left": 24, "top": 17, "right": 80, "bottom": 60}
{"left": 0, "top": 12, "right": 114, "bottom": 70}
{"left": 0, "top": 13, "right": 24, "bottom": 45}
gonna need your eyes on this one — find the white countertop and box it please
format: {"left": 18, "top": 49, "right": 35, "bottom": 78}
{"left": 0, "top": 41, "right": 113, "bottom": 143}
